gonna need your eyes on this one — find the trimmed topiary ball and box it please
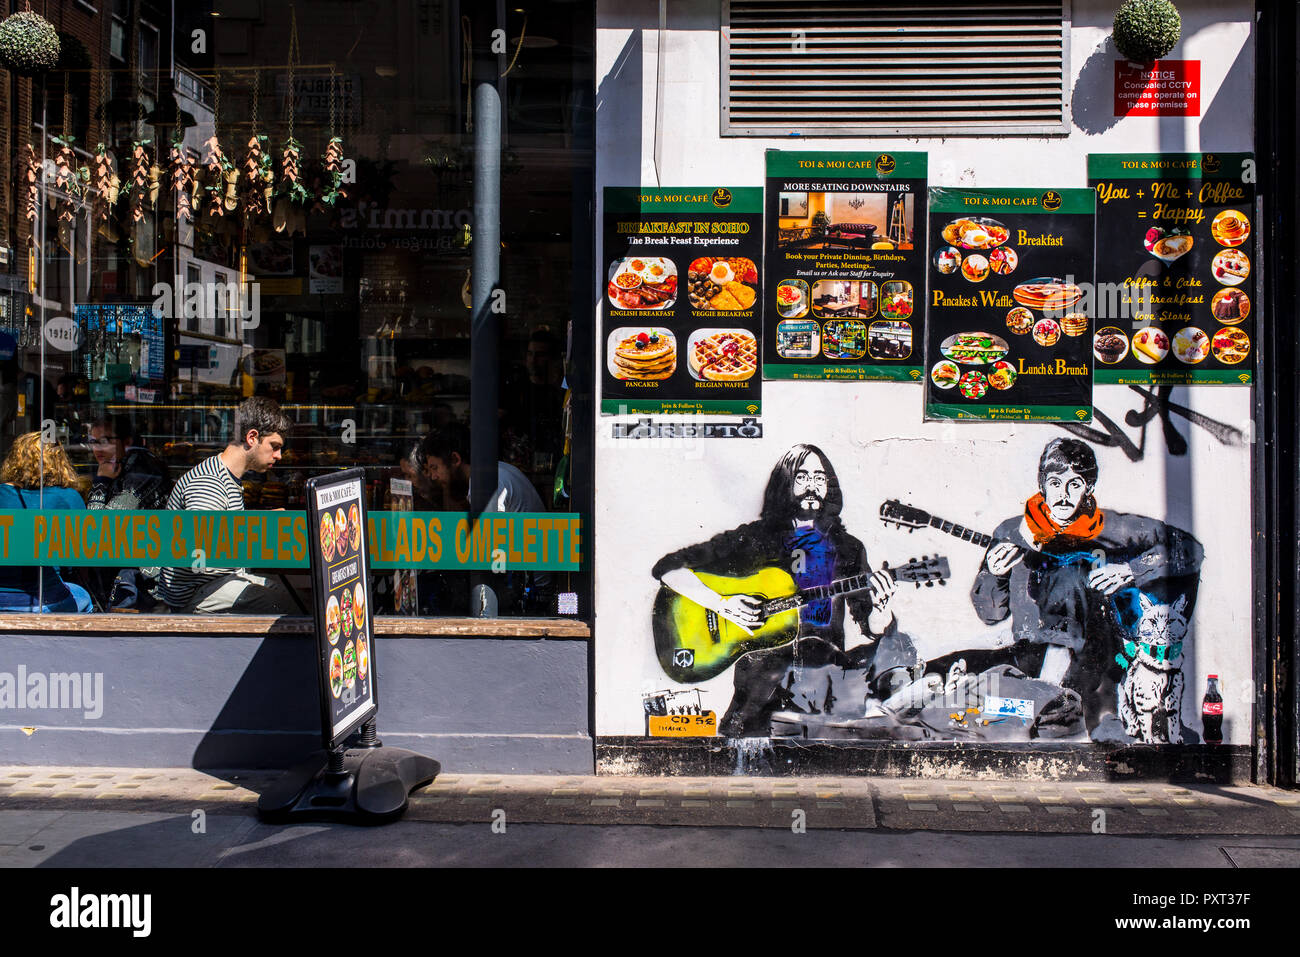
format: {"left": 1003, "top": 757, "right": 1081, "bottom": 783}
{"left": 0, "top": 11, "right": 61, "bottom": 77}
{"left": 1113, "top": 0, "right": 1182, "bottom": 62}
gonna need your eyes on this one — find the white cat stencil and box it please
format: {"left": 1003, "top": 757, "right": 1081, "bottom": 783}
{"left": 1117, "top": 593, "right": 1188, "bottom": 744}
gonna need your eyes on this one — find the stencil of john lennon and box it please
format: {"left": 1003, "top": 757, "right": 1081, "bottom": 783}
{"left": 651, "top": 444, "right": 918, "bottom": 735}
{"left": 961, "top": 437, "right": 1204, "bottom": 737}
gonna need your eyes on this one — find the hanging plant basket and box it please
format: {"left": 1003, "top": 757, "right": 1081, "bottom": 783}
{"left": 55, "top": 31, "right": 91, "bottom": 72}
{"left": 0, "top": 11, "right": 61, "bottom": 77}
{"left": 1112, "top": 0, "right": 1182, "bottom": 63}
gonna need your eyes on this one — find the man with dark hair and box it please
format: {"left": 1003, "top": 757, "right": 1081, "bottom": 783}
{"left": 420, "top": 422, "right": 545, "bottom": 514}
{"left": 419, "top": 422, "right": 551, "bottom": 612}
{"left": 158, "top": 396, "right": 297, "bottom": 614}
{"left": 654, "top": 444, "right": 917, "bottom": 736}
{"left": 968, "top": 436, "right": 1204, "bottom": 731}
{"left": 87, "top": 414, "right": 171, "bottom": 511}
{"left": 86, "top": 414, "right": 172, "bottom": 609}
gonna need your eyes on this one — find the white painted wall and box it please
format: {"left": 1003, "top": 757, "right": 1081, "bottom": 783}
{"left": 593, "top": 1, "right": 1256, "bottom": 744}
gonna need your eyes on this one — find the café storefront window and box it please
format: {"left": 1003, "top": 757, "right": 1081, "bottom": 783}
{"left": 0, "top": 1, "right": 594, "bottom": 619}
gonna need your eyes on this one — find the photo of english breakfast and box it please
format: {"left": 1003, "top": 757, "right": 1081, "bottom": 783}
{"left": 607, "top": 257, "right": 678, "bottom": 310}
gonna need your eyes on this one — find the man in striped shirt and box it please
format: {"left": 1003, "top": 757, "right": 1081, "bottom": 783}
{"left": 158, "top": 397, "right": 298, "bottom": 614}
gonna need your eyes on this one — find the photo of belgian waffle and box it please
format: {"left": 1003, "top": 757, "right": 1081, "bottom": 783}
{"left": 687, "top": 329, "right": 758, "bottom": 381}
{"left": 607, "top": 327, "right": 677, "bottom": 380}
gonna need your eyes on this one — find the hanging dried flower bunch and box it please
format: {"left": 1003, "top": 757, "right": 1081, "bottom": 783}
{"left": 92, "top": 144, "right": 119, "bottom": 217}
{"left": 91, "top": 143, "right": 120, "bottom": 240}
{"left": 128, "top": 141, "right": 153, "bottom": 222}
{"left": 273, "top": 136, "right": 312, "bottom": 235}
{"left": 314, "top": 136, "right": 348, "bottom": 210}
{"left": 169, "top": 139, "right": 197, "bottom": 223}
{"left": 240, "top": 133, "right": 274, "bottom": 219}
{"left": 50, "top": 135, "right": 82, "bottom": 225}
{"left": 22, "top": 143, "right": 37, "bottom": 226}
{"left": 201, "top": 135, "right": 235, "bottom": 218}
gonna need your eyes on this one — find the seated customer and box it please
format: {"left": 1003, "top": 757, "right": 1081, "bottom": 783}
{"left": 157, "top": 396, "right": 298, "bottom": 615}
{"left": 420, "top": 423, "right": 553, "bottom": 613}
{"left": 420, "top": 423, "right": 546, "bottom": 514}
{"left": 0, "top": 432, "right": 94, "bottom": 613}
{"left": 87, "top": 414, "right": 171, "bottom": 511}
{"left": 86, "top": 415, "right": 173, "bottom": 610}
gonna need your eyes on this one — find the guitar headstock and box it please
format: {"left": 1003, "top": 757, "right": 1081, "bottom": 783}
{"left": 883, "top": 555, "right": 951, "bottom": 587}
{"left": 880, "top": 499, "right": 932, "bottom": 533}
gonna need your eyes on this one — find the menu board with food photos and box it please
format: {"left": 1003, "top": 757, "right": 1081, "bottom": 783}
{"left": 306, "top": 468, "right": 377, "bottom": 749}
{"left": 601, "top": 187, "right": 762, "bottom": 415}
{"left": 763, "top": 151, "right": 927, "bottom": 381}
{"left": 925, "top": 188, "right": 1096, "bottom": 422}
{"left": 1088, "top": 153, "right": 1255, "bottom": 384}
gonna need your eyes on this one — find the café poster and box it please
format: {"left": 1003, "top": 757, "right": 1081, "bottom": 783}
{"left": 1088, "top": 153, "right": 1255, "bottom": 385}
{"left": 307, "top": 470, "right": 377, "bottom": 747}
{"left": 764, "top": 151, "right": 926, "bottom": 381}
{"left": 925, "top": 187, "right": 1096, "bottom": 422}
{"left": 601, "top": 187, "right": 762, "bottom": 415}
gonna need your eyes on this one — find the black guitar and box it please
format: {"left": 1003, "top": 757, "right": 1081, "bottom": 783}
{"left": 878, "top": 500, "right": 996, "bottom": 549}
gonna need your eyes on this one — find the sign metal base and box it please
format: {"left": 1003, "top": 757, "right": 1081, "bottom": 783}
{"left": 257, "top": 745, "right": 440, "bottom": 826}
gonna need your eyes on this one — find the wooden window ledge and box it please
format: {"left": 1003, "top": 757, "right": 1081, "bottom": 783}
{"left": 0, "top": 613, "right": 590, "bottom": 639}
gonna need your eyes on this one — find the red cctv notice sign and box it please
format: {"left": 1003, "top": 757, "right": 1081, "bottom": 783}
{"left": 1114, "top": 60, "right": 1201, "bottom": 116}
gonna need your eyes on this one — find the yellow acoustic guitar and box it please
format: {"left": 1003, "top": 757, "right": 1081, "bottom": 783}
{"left": 652, "top": 557, "right": 949, "bottom": 683}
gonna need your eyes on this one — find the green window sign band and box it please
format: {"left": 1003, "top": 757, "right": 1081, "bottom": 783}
{"left": 0, "top": 510, "right": 583, "bottom": 571}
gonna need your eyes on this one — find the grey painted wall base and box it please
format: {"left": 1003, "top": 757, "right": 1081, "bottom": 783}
{"left": 596, "top": 738, "right": 1254, "bottom": 783}
{"left": 0, "top": 631, "right": 593, "bottom": 774}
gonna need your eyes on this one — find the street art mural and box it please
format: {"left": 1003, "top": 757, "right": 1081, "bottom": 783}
{"left": 596, "top": 385, "right": 1248, "bottom": 749}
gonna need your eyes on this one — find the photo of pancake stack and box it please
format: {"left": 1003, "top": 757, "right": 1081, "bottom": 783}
{"left": 1061, "top": 312, "right": 1088, "bottom": 337}
{"left": 610, "top": 328, "right": 676, "bottom": 380}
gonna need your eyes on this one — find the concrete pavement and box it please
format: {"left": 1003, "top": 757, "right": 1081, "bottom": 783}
{"left": 1, "top": 764, "right": 1298, "bottom": 867}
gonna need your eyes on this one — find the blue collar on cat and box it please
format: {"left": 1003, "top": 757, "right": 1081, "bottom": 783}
{"left": 1115, "top": 639, "right": 1184, "bottom": 669}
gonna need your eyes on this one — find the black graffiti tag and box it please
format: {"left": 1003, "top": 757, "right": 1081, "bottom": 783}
{"left": 1057, "top": 386, "right": 1246, "bottom": 461}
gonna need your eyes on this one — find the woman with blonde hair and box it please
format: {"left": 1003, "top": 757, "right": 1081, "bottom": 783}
{"left": 0, "top": 431, "right": 93, "bottom": 613}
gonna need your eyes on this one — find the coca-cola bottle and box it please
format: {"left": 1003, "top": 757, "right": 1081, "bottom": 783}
{"left": 1201, "top": 674, "right": 1223, "bottom": 745}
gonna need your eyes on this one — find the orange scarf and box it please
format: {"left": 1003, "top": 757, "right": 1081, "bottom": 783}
{"left": 1023, "top": 492, "right": 1104, "bottom": 547}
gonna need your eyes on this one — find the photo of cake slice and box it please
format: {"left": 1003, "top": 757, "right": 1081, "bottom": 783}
{"left": 1132, "top": 327, "right": 1170, "bottom": 364}
{"left": 1211, "top": 288, "right": 1250, "bottom": 324}
{"left": 1172, "top": 326, "right": 1210, "bottom": 365}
